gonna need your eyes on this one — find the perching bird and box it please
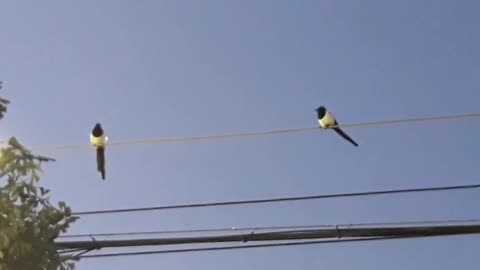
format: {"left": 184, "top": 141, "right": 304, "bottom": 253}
{"left": 316, "top": 106, "right": 359, "bottom": 147}
{"left": 90, "top": 123, "right": 108, "bottom": 180}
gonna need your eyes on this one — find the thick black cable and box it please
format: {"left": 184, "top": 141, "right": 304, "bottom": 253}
{"left": 72, "top": 183, "right": 480, "bottom": 216}
{"left": 59, "top": 219, "right": 480, "bottom": 239}
{"left": 56, "top": 223, "right": 480, "bottom": 251}
{"left": 74, "top": 234, "right": 467, "bottom": 259}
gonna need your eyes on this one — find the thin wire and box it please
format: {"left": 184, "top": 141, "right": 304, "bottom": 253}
{"left": 72, "top": 183, "right": 480, "bottom": 216}
{"left": 59, "top": 219, "right": 480, "bottom": 238}
{"left": 75, "top": 234, "right": 464, "bottom": 259}
{"left": 30, "top": 112, "right": 480, "bottom": 153}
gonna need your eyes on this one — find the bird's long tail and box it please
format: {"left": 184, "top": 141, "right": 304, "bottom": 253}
{"left": 333, "top": 127, "right": 359, "bottom": 147}
{"left": 96, "top": 147, "right": 106, "bottom": 180}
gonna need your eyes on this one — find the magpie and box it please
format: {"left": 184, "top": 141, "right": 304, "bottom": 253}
{"left": 316, "top": 106, "right": 359, "bottom": 147}
{"left": 90, "top": 123, "right": 108, "bottom": 180}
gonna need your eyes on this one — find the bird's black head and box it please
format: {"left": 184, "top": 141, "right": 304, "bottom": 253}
{"left": 316, "top": 106, "right": 326, "bottom": 118}
{"left": 92, "top": 123, "right": 104, "bottom": 136}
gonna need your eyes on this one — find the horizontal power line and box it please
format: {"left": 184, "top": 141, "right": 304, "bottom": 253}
{"left": 30, "top": 112, "right": 480, "bottom": 153}
{"left": 73, "top": 235, "right": 465, "bottom": 259}
{"left": 58, "top": 223, "right": 480, "bottom": 250}
{"left": 65, "top": 222, "right": 480, "bottom": 259}
{"left": 59, "top": 219, "right": 480, "bottom": 239}
{"left": 72, "top": 183, "right": 480, "bottom": 216}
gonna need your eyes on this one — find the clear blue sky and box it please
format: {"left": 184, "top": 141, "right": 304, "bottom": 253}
{"left": 1, "top": 0, "right": 480, "bottom": 269}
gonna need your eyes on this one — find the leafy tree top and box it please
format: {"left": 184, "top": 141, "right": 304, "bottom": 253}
{"left": 0, "top": 86, "right": 77, "bottom": 270}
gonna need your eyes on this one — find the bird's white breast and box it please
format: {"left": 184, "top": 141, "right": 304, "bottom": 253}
{"left": 319, "top": 111, "right": 336, "bottom": 128}
{"left": 90, "top": 134, "right": 107, "bottom": 147}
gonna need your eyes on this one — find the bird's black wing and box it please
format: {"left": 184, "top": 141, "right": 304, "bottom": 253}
{"left": 96, "top": 147, "right": 106, "bottom": 180}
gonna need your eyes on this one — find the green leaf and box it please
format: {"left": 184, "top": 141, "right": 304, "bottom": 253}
{"left": 58, "top": 201, "right": 66, "bottom": 210}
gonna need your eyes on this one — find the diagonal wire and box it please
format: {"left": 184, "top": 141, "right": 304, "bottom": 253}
{"left": 59, "top": 219, "right": 480, "bottom": 239}
{"left": 72, "top": 183, "right": 480, "bottom": 216}
{"left": 57, "top": 222, "right": 480, "bottom": 257}
{"left": 75, "top": 234, "right": 469, "bottom": 259}
{"left": 29, "top": 112, "right": 480, "bottom": 153}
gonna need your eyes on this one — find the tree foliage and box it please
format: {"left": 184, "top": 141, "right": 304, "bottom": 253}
{"left": 0, "top": 86, "right": 78, "bottom": 270}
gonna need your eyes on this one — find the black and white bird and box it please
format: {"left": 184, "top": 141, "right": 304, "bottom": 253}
{"left": 316, "top": 106, "right": 359, "bottom": 147}
{"left": 90, "top": 123, "right": 108, "bottom": 180}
